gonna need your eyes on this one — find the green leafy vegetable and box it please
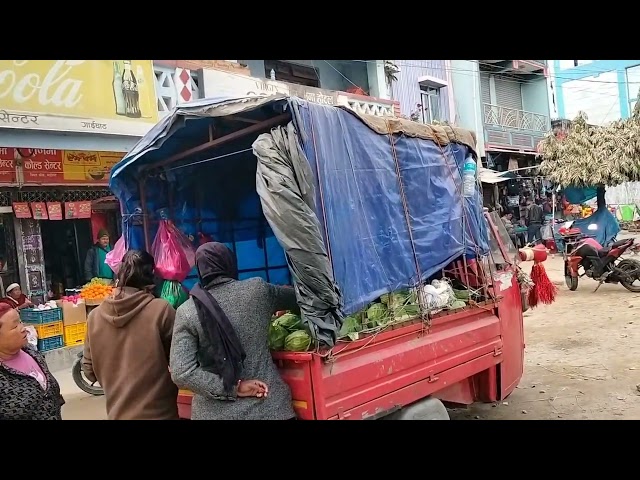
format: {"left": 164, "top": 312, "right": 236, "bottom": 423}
{"left": 449, "top": 300, "right": 467, "bottom": 310}
{"left": 394, "top": 303, "right": 420, "bottom": 320}
{"left": 367, "top": 303, "right": 389, "bottom": 327}
{"left": 268, "top": 323, "right": 288, "bottom": 350}
{"left": 453, "top": 289, "right": 470, "bottom": 301}
{"left": 274, "top": 313, "right": 302, "bottom": 332}
{"left": 339, "top": 316, "right": 361, "bottom": 339}
{"left": 284, "top": 330, "right": 312, "bottom": 352}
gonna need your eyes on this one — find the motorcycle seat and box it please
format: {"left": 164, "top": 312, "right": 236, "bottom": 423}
{"left": 610, "top": 239, "right": 630, "bottom": 249}
{"left": 597, "top": 240, "right": 631, "bottom": 257}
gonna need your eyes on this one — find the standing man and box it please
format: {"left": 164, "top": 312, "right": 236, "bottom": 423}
{"left": 526, "top": 199, "right": 544, "bottom": 244}
{"left": 84, "top": 229, "right": 115, "bottom": 282}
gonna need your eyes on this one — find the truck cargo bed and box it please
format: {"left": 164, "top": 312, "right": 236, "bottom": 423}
{"left": 275, "top": 301, "right": 503, "bottom": 419}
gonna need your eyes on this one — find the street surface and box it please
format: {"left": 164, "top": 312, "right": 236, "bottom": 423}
{"left": 451, "top": 243, "right": 640, "bottom": 420}
{"left": 56, "top": 368, "right": 107, "bottom": 420}
{"left": 55, "top": 246, "right": 640, "bottom": 420}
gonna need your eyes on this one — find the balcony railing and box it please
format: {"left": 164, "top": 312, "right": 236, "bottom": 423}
{"left": 154, "top": 65, "right": 399, "bottom": 119}
{"left": 483, "top": 103, "right": 550, "bottom": 133}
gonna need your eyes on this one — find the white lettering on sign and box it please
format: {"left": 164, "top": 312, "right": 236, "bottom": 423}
{"left": 0, "top": 60, "right": 85, "bottom": 109}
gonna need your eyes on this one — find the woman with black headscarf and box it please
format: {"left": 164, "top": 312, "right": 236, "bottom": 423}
{"left": 169, "top": 242, "right": 299, "bottom": 420}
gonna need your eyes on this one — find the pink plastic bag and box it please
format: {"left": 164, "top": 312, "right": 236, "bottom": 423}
{"left": 151, "top": 221, "right": 195, "bottom": 281}
{"left": 106, "top": 235, "right": 127, "bottom": 275}
{"left": 165, "top": 221, "right": 196, "bottom": 269}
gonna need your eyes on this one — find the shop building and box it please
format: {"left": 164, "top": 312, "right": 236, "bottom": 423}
{"left": 0, "top": 60, "right": 159, "bottom": 301}
{"left": 161, "top": 60, "right": 401, "bottom": 118}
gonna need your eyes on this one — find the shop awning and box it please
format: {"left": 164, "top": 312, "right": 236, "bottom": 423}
{"left": 478, "top": 167, "right": 516, "bottom": 184}
{"left": 0, "top": 129, "right": 138, "bottom": 153}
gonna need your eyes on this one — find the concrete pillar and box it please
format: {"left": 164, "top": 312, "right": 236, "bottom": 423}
{"left": 367, "top": 60, "right": 390, "bottom": 99}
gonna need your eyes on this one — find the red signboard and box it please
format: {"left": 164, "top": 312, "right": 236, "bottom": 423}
{"left": 0, "top": 147, "right": 17, "bottom": 183}
{"left": 64, "top": 201, "right": 92, "bottom": 219}
{"left": 21, "top": 149, "right": 64, "bottom": 184}
{"left": 13, "top": 202, "right": 32, "bottom": 218}
{"left": 30, "top": 202, "right": 48, "bottom": 220}
{"left": 46, "top": 202, "right": 63, "bottom": 220}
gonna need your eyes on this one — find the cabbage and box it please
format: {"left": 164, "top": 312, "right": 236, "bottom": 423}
{"left": 449, "top": 300, "right": 466, "bottom": 310}
{"left": 338, "top": 316, "right": 361, "bottom": 340}
{"left": 284, "top": 330, "right": 312, "bottom": 352}
{"left": 274, "top": 313, "right": 302, "bottom": 332}
{"left": 268, "top": 323, "right": 288, "bottom": 350}
{"left": 366, "top": 303, "right": 389, "bottom": 327}
{"left": 453, "top": 289, "right": 470, "bottom": 300}
{"left": 388, "top": 291, "right": 411, "bottom": 310}
{"left": 394, "top": 304, "right": 420, "bottom": 320}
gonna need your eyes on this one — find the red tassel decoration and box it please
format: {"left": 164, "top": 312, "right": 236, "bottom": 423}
{"left": 528, "top": 262, "right": 557, "bottom": 308}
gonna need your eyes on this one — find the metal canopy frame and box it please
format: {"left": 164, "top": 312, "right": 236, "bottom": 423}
{"left": 138, "top": 112, "right": 292, "bottom": 251}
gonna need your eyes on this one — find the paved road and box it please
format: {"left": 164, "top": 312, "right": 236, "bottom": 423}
{"left": 55, "top": 369, "right": 107, "bottom": 420}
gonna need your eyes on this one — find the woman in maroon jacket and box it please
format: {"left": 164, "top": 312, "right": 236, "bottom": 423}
{"left": 0, "top": 283, "right": 33, "bottom": 310}
{"left": 0, "top": 303, "right": 64, "bottom": 419}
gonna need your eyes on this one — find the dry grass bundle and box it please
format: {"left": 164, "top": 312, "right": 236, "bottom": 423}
{"left": 538, "top": 99, "right": 640, "bottom": 188}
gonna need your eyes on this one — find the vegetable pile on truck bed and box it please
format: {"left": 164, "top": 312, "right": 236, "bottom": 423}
{"left": 109, "top": 95, "right": 525, "bottom": 420}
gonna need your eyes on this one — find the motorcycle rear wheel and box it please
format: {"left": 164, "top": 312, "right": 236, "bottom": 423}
{"left": 72, "top": 357, "right": 104, "bottom": 396}
{"left": 617, "top": 259, "right": 640, "bottom": 293}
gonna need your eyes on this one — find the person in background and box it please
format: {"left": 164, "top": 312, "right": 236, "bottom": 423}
{"left": 84, "top": 229, "right": 115, "bottom": 282}
{"left": 501, "top": 211, "right": 515, "bottom": 234}
{"left": 170, "top": 242, "right": 299, "bottom": 420}
{"left": 0, "top": 303, "right": 64, "bottom": 419}
{"left": 500, "top": 211, "right": 517, "bottom": 247}
{"left": 0, "top": 283, "right": 33, "bottom": 310}
{"left": 527, "top": 198, "right": 544, "bottom": 244}
{"left": 82, "top": 250, "right": 178, "bottom": 420}
{"left": 542, "top": 195, "right": 553, "bottom": 215}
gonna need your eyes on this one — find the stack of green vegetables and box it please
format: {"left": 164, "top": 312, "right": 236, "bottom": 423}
{"left": 268, "top": 285, "right": 472, "bottom": 350}
{"left": 338, "top": 286, "right": 471, "bottom": 341}
{"left": 268, "top": 313, "right": 313, "bottom": 352}
{"left": 338, "top": 289, "right": 419, "bottom": 341}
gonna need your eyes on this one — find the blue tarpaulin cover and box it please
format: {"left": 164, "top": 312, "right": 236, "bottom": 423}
{"left": 289, "top": 102, "right": 489, "bottom": 311}
{"left": 110, "top": 96, "right": 489, "bottom": 346}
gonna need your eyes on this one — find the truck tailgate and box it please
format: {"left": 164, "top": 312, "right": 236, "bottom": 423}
{"left": 272, "top": 303, "right": 503, "bottom": 420}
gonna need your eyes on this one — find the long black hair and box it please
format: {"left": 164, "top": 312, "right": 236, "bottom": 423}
{"left": 116, "top": 250, "right": 155, "bottom": 293}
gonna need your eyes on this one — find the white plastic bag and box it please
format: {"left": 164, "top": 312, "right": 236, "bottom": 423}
{"left": 419, "top": 279, "right": 456, "bottom": 314}
{"left": 25, "top": 325, "right": 38, "bottom": 348}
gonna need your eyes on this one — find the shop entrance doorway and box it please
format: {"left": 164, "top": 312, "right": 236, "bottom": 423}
{"left": 41, "top": 219, "right": 93, "bottom": 294}
{"left": 0, "top": 213, "right": 19, "bottom": 296}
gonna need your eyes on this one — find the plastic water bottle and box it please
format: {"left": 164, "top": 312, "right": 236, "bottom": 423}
{"left": 462, "top": 155, "right": 476, "bottom": 198}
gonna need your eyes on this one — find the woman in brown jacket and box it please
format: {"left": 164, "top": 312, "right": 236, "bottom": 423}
{"left": 82, "top": 250, "right": 178, "bottom": 420}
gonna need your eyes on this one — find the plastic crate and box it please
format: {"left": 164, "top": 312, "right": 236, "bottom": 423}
{"left": 64, "top": 322, "right": 87, "bottom": 346}
{"left": 34, "top": 321, "right": 64, "bottom": 340}
{"left": 37, "top": 335, "right": 64, "bottom": 352}
{"left": 20, "top": 307, "right": 63, "bottom": 324}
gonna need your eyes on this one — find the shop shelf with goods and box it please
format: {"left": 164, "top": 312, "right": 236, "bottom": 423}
{"left": 38, "top": 335, "right": 64, "bottom": 352}
{"left": 34, "top": 321, "right": 64, "bottom": 340}
{"left": 63, "top": 322, "right": 87, "bottom": 347}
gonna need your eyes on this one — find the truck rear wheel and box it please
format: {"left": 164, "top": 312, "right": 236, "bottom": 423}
{"left": 383, "top": 397, "right": 449, "bottom": 420}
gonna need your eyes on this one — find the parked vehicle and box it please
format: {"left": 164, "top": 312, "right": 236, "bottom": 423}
{"left": 560, "top": 222, "right": 640, "bottom": 292}
{"left": 110, "top": 96, "right": 533, "bottom": 420}
{"left": 71, "top": 351, "right": 104, "bottom": 396}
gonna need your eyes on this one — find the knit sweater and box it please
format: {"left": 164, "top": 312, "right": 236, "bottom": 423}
{"left": 170, "top": 277, "right": 298, "bottom": 420}
{"left": 0, "top": 346, "right": 64, "bottom": 420}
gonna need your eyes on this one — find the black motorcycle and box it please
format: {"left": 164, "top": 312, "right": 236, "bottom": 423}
{"left": 71, "top": 351, "right": 104, "bottom": 396}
